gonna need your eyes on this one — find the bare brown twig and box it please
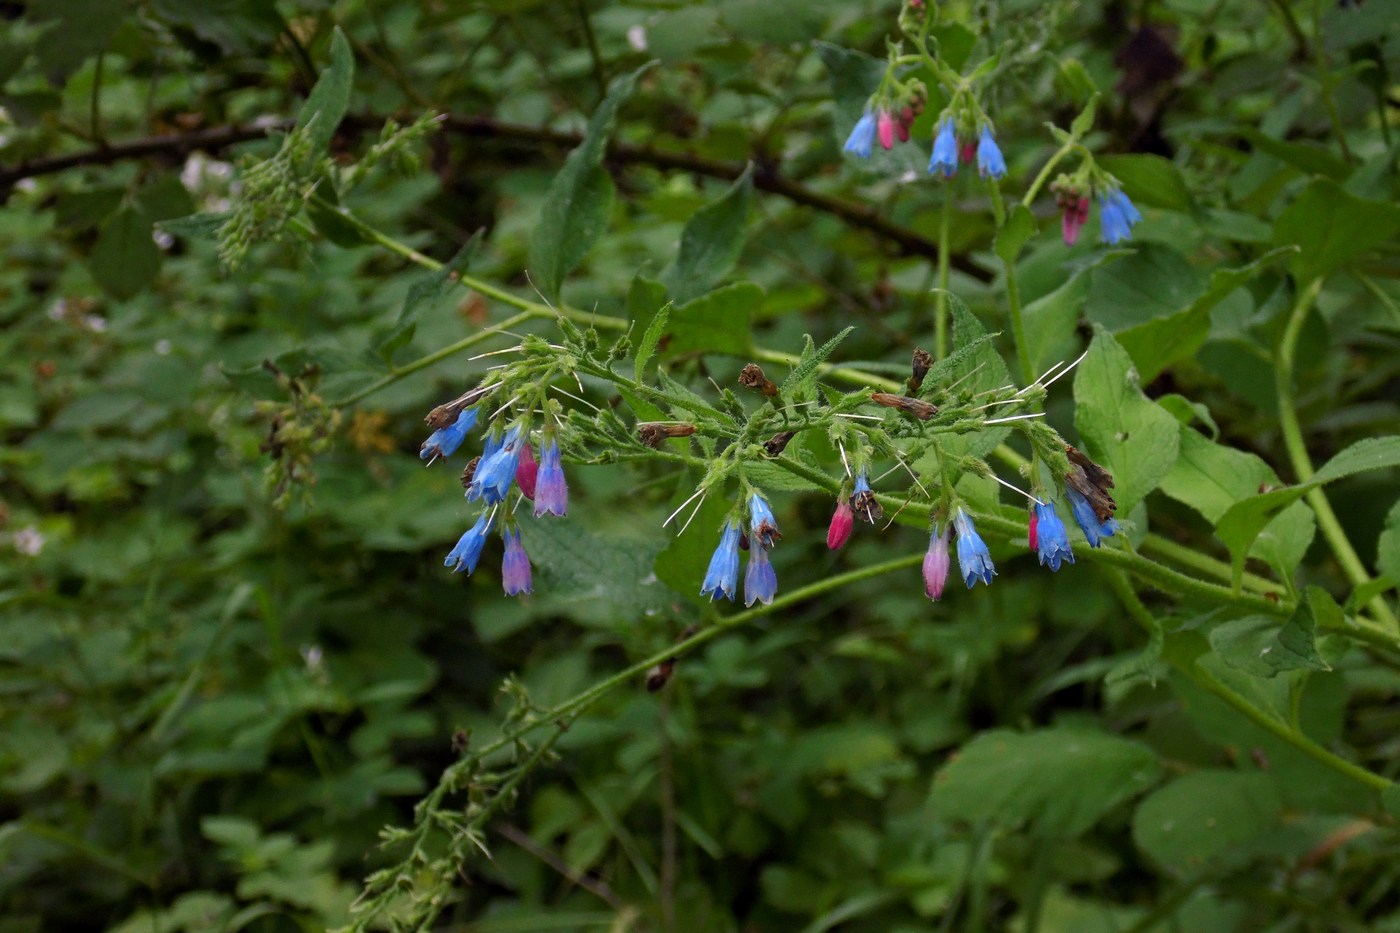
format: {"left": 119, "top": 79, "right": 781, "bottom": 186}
{"left": 0, "top": 113, "right": 988, "bottom": 280}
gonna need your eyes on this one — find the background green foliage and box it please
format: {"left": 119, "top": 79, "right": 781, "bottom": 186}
{"left": 3, "top": 0, "right": 1400, "bottom": 930}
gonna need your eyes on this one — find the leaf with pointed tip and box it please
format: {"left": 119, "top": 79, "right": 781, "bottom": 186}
{"left": 296, "top": 27, "right": 354, "bottom": 151}
{"left": 779, "top": 327, "right": 855, "bottom": 398}
{"left": 529, "top": 62, "right": 654, "bottom": 302}
{"left": 663, "top": 167, "right": 753, "bottom": 304}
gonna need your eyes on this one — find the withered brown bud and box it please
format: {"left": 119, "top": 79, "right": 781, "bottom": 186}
{"left": 425, "top": 386, "right": 489, "bottom": 429}
{"left": 763, "top": 431, "right": 797, "bottom": 457}
{"left": 451, "top": 728, "right": 470, "bottom": 754}
{"left": 852, "top": 489, "right": 883, "bottom": 524}
{"left": 1064, "top": 445, "right": 1117, "bottom": 523}
{"left": 645, "top": 659, "right": 677, "bottom": 693}
{"left": 871, "top": 392, "right": 939, "bottom": 420}
{"left": 461, "top": 456, "right": 481, "bottom": 490}
{"left": 638, "top": 422, "right": 697, "bottom": 448}
{"left": 738, "top": 363, "right": 778, "bottom": 397}
{"left": 645, "top": 625, "right": 699, "bottom": 693}
{"left": 908, "top": 347, "right": 933, "bottom": 393}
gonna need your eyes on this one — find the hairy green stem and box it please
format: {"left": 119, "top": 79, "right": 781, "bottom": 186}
{"left": 1104, "top": 569, "right": 1393, "bottom": 796}
{"left": 991, "top": 444, "right": 1288, "bottom": 598}
{"left": 1275, "top": 279, "right": 1396, "bottom": 629}
{"left": 988, "top": 184, "right": 1033, "bottom": 384}
{"left": 936, "top": 190, "right": 952, "bottom": 358}
{"left": 474, "top": 552, "right": 925, "bottom": 763}
{"left": 334, "top": 310, "right": 538, "bottom": 406}
{"left": 1139, "top": 533, "right": 1286, "bottom": 598}
{"left": 769, "top": 452, "right": 1335, "bottom": 627}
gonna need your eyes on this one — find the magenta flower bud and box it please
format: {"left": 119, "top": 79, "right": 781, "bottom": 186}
{"left": 1062, "top": 196, "right": 1090, "bottom": 246}
{"left": 923, "top": 524, "right": 950, "bottom": 600}
{"left": 827, "top": 499, "right": 854, "bottom": 550}
{"left": 501, "top": 527, "right": 532, "bottom": 596}
{"left": 515, "top": 441, "right": 538, "bottom": 500}
{"left": 877, "top": 110, "right": 896, "bottom": 150}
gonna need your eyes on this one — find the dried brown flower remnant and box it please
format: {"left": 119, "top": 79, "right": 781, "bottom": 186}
{"left": 638, "top": 422, "right": 696, "bottom": 448}
{"left": 871, "top": 392, "right": 938, "bottom": 420}
{"left": 460, "top": 456, "right": 481, "bottom": 490}
{"left": 645, "top": 659, "right": 677, "bottom": 693}
{"left": 908, "top": 347, "right": 933, "bottom": 393}
{"left": 852, "top": 487, "right": 883, "bottom": 524}
{"left": 738, "top": 363, "right": 778, "bottom": 397}
{"left": 763, "top": 431, "right": 796, "bottom": 457}
{"left": 1064, "top": 445, "right": 1117, "bottom": 522}
{"left": 646, "top": 626, "right": 699, "bottom": 692}
{"left": 425, "top": 386, "right": 489, "bottom": 429}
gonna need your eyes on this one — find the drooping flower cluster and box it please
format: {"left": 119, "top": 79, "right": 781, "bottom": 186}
{"left": 413, "top": 339, "right": 1121, "bottom": 615}
{"left": 1051, "top": 177, "right": 1143, "bottom": 246}
{"left": 926, "top": 119, "right": 1004, "bottom": 181}
{"left": 843, "top": 82, "right": 927, "bottom": 158}
{"left": 1097, "top": 188, "right": 1143, "bottom": 245}
{"left": 702, "top": 494, "right": 782, "bottom": 607}
{"left": 419, "top": 398, "right": 571, "bottom": 597}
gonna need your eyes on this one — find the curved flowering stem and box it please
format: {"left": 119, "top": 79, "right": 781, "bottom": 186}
{"left": 768, "top": 450, "right": 1399, "bottom": 651}
{"left": 315, "top": 201, "right": 1398, "bottom": 652}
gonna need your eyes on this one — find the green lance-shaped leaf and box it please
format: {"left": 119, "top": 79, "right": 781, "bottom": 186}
{"left": 666, "top": 281, "right": 761, "bottom": 357}
{"left": 633, "top": 302, "right": 671, "bottom": 384}
{"left": 1097, "top": 154, "right": 1193, "bottom": 213}
{"left": 1114, "top": 246, "right": 1295, "bottom": 383}
{"left": 1378, "top": 500, "right": 1400, "bottom": 590}
{"left": 1215, "top": 436, "right": 1400, "bottom": 588}
{"left": 529, "top": 62, "right": 655, "bottom": 303}
{"left": 296, "top": 27, "right": 354, "bottom": 152}
{"left": 779, "top": 326, "right": 855, "bottom": 398}
{"left": 663, "top": 166, "right": 754, "bottom": 304}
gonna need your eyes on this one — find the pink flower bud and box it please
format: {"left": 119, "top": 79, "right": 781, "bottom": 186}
{"left": 877, "top": 110, "right": 896, "bottom": 150}
{"left": 827, "top": 499, "right": 854, "bottom": 550}
{"left": 923, "top": 525, "right": 950, "bottom": 600}
{"left": 1061, "top": 197, "right": 1090, "bottom": 246}
{"left": 1028, "top": 507, "right": 1040, "bottom": 551}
